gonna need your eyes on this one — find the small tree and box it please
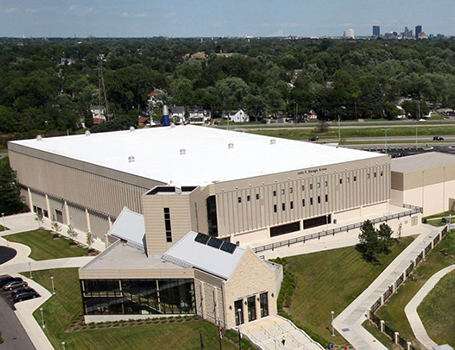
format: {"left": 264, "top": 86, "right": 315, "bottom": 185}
{"left": 377, "top": 223, "right": 394, "bottom": 253}
{"left": 397, "top": 223, "right": 402, "bottom": 240}
{"left": 35, "top": 211, "right": 44, "bottom": 229}
{"left": 67, "top": 224, "right": 78, "bottom": 242}
{"left": 357, "top": 219, "right": 380, "bottom": 262}
{"left": 51, "top": 220, "right": 62, "bottom": 236}
{"left": 86, "top": 231, "right": 94, "bottom": 249}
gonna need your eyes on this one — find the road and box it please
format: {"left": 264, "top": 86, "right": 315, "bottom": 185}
{"left": 0, "top": 289, "right": 36, "bottom": 350}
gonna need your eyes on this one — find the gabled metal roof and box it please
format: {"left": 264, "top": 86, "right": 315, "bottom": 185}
{"left": 109, "top": 207, "right": 146, "bottom": 251}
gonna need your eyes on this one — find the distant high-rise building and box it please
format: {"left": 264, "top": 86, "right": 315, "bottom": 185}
{"left": 415, "top": 25, "right": 422, "bottom": 39}
{"left": 373, "top": 25, "right": 380, "bottom": 36}
{"left": 345, "top": 28, "right": 355, "bottom": 39}
{"left": 403, "top": 27, "right": 413, "bottom": 38}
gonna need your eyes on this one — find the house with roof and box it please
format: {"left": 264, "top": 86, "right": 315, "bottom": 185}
{"left": 227, "top": 109, "right": 249, "bottom": 123}
{"left": 188, "top": 107, "right": 211, "bottom": 124}
{"left": 170, "top": 106, "right": 186, "bottom": 124}
{"left": 90, "top": 105, "right": 107, "bottom": 124}
{"left": 79, "top": 207, "right": 282, "bottom": 329}
{"left": 305, "top": 110, "right": 318, "bottom": 121}
{"left": 147, "top": 89, "right": 165, "bottom": 107}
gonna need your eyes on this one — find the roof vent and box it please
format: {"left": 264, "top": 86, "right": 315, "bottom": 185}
{"left": 85, "top": 130, "right": 91, "bottom": 136}
{"left": 129, "top": 126, "right": 135, "bottom": 132}
{"left": 270, "top": 139, "right": 276, "bottom": 145}
{"left": 171, "top": 123, "right": 176, "bottom": 128}
{"left": 128, "top": 156, "right": 135, "bottom": 163}
{"left": 36, "top": 135, "right": 42, "bottom": 141}
{"left": 180, "top": 149, "right": 186, "bottom": 155}
{"left": 228, "top": 143, "right": 234, "bottom": 149}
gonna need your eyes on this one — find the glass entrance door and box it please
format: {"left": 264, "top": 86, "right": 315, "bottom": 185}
{"left": 260, "top": 292, "right": 269, "bottom": 318}
{"left": 234, "top": 299, "right": 244, "bottom": 326}
{"left": 247, "top": 296, "right": 256, "bottom": 322}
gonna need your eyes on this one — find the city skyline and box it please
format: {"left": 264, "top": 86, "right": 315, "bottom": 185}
{"left": 0, "top": 0, "right": 454, "bottom": 38}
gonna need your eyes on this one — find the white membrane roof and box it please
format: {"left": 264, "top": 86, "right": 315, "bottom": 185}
{"left": 391, "top": 152, "right": 455, "bottom": 173}
{"left": 11, "top": 125, "right": 382, "bottom": 187}
{"left": 162, "top": 231, "right": 245, "bottom": 280}
{"left": 109, "top": 207, "right": 145, "bottom": 249}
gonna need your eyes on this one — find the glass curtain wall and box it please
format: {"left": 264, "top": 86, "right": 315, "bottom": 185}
{"left": 81, "top": 278, "right": 195, "bottom": 315}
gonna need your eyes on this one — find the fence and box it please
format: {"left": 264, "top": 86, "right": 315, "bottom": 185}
{"left": 253, "top": 204, "right": 422, "bottom": 253}
{"left": 367, "top": 225, "right": 448, "bottom": 350}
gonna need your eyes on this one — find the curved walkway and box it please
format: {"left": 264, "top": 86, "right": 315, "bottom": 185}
{"left": 404, "top": 264, "right": 455, "bottom": 350}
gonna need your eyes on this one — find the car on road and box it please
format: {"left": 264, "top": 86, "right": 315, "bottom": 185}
{"left": 3, "top": 280, "right": 27, "bottom": 291}
{"left": 309, "top": 136, "right": 319, "bottom": 141}
{"left": 0, "top": 276, "right": 22, "bottom": 288}
{"left": 13, "top": 290, "right": 40, "bottom": 303}
{"left": 433, "top": 136, "right": 444, "bottom": 141}
{"left": 11, "top": 287, "right": 35, "bottom": 297}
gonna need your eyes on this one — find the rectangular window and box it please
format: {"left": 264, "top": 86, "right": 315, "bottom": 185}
{"left": 238, "top": 197, "right": 242, "bottom": 203}
{"left": 339, "top": 179, "right": 343, "bottom": 185}
{"left": 367, "top": 173, "right": 371, "bottom": 179}
{"left": 164, "top": 208, "right": 172, "bottom": 242}
{"left": 260, "top": 292, "right": 269, "bottom": 318}
{"left": 325, "top": 181, "right": 328, "bottom": 187}
{"left": 247, "top": 296, "right": 257, "bottom": 322}
{"left": 273, "top": 190, "right": 277, "bottom": 197}
{"left": 290, "top": 201, "right": 294, "bottom": 210}
{"left": 270, "top": 221, "right": 301, "bottom": 237}
{"left": 281, "top": 189, "right": 285, "bottom": 195}
{"left": 380, "top": 171, "right": 383, "bottom": 177}
{"left": 309, "top": 184, "right": 313, "bottom": 190}
{"left": 317, "top": 196, "right": 321, "bottom": 204}
{"left": 302, "top": 185, "right": 305, "bottom": 191}
{"left": 325, "top": 194, "right": 328, "bottom": 202}
{"left": 282, "top": 203, "right": 286, "bottom": 211}
{"left": 310, "top": 197, "right": 313, "bottom": 205}
{"left": 235, "top": 299, "right": 244, "bottom": 326}
{"left": 302, "top": 199, "right": 305, "bottom": 207}
{"left": 247, "top": 195, "right": 251, "bottom": 202}
{"left": 347, "top": 177, "right": 350, "bottom": 183}
{"left": 274, "top": 204, "right": 277, "bottom": 213}
{"left": 317, "top": 182, "right": 321, "bottom": 188}
{"left": 290, "top": 187, "right": 293, "bottom": 193}
{"left": 354, "top": 176, "right": 357, "bottom": 182}
{"left": 374, "top": 172, "right": 377, "bottom": 178}
{"left": 256, "top": 193, "right": 260, "bottom": 200}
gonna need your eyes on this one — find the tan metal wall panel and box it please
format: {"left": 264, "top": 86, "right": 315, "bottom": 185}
{"left": 79, "top": 268, "right": 194, "bottom": 280}
{"left": 88, "top": 210, "right": 110, "bottom": 238}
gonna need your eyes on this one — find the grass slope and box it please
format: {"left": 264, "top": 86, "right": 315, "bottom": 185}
{"left": 376, "top": 231, "right": 455, "bottom": 345}
{"left": 6, "top": 230, "right": 91, "bottom": 260}
{"left": 285, "top": 237, "right": 413, "bottom": 346}
{"left": 32, "top": 269, "right": 238, "bottom": 350}
{"left": 418, "top": 270, "right": 455, "bottom": 347}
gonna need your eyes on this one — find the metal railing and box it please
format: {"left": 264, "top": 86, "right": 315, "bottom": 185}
{"left": 253, "top": 204, "right": 422, "bottom": 253}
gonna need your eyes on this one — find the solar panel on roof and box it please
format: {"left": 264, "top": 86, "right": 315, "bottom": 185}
{"left": 195, "top": 233, "right": 210, "bottom": 245}
{"left": 207, "top": 237, "right": 223, "bottom": 249}
{"left": 220, "top": 241, "right": 237, "bottom": 254}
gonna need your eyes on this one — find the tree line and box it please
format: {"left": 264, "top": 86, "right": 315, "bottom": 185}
{"left": 1, "top": 37, "right": 455, "bottom": 134}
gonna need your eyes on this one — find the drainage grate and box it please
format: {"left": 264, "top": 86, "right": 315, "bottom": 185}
{"left": 342, "top": 328, "right": 350, "bottom": 332}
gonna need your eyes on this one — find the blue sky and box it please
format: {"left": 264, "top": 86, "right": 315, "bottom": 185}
{"left": 1, "top": 0, "right": 454, "bottom": 38}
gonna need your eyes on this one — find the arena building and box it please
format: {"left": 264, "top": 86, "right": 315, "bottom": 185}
{"left": 8, "top": 125, "right": 422, "bottom": 327}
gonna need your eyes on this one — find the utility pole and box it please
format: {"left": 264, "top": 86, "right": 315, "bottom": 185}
{"left": 98, "top": 54, "right": 110, "bottom": 121}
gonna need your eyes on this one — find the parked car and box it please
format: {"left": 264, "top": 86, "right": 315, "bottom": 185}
{"left": 433, "top": 136, "right": 444, "bottom": 141}
{"left": 0, "top": 276, "right": 22, "bottom": 288}
{"left": 11, "top": 287, "right": 35, "bottom": 297}
{"left": 309, "top": 136, "right": 319, "bottom": 141}
{"left": 13, "top": 290, "right": 40, "bottom": 303}
{"left": 3, "top": 280, "right": 27, "bottom": 291}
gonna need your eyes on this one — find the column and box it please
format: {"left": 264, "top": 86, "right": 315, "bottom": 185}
{"left": 28, "top": 188, "right": 33, "bottom": 212}
{"left": 64, "top": 201, "right": 70, "bottom": 225}
{"left": 394, "top": 332, "right": 399, "bottom": 344}
{"left": 380, "top": 320, "right": 385, "bottom": 332}
{"left": 45, "top": 194, "right": 51, "bottom": 218}
{"left": 85, "top": 208, "right": 91, "bottom": 233}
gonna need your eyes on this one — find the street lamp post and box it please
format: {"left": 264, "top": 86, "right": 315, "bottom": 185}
{"left": 28, "top": 261, "right": 33, "bottom": 279}
{"left": 61, "top": 341, "right": 66, "bottom": 350}
{"left": 51, "top": 276, "right": 55, "bottom": 294}
{"left": 2, "top": 212, "right": 4, "bottom": 231}
{"left": 40, "top": 307, "right": 45, "bottom": 329}
{"left": 331, "top": 310, "right": 335, "bottom": 336}
{"left": 237, "top": 308, "right": 242, "bottom": 350}
{"left": 384, "top": 129, "right": 388, "bottom": 154}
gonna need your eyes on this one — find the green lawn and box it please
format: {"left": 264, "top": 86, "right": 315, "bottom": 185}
{"left": 376, "top": 231, "right": 455, "bottom": 346}
{"left": 362, "top": 320, "right": 402, "bottom": 350}
{"left": 6, "top": 230, "right": 92, "bottom": 260}
{"left": 418, "top": 270, "right": 455, "bottom": 347}
{"left": 285, "top": 237, "right": 413, "bottom": 346}
{"left": 32, "top": 269, "right": 239, "bottom": 350}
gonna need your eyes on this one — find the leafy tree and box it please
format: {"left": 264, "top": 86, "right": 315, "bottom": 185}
{"left": 35, "top": 211, "right": 44, "bottom": 229}
{"left": 0, "top": 158, "right": 26, "bottom": 215}
{"left": 51, "top": 220, "right": 62, "bottom": 236}
{"left": 86, "top": 231, "right": 94, "bottom": 249}
{"left": 67, "top": 224, "right": 78, "bottom": 241}
{"left": 357, "top": 220, "right": 380, "bottom": 262}
{"left": 377, "top": 223, "right": 395, "bottom": 253}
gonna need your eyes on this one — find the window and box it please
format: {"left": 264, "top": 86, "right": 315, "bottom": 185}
{"left": 282, "top": 203, "right": 286, "bottom": 211}
{"left": 302, "top": 199, "right": 305, "bottom": 207}
{"left": 374, "top": 172, "right": 377, "bottom": 178}
{"left": 354, "top": 176, "right": 357, "bottom": 182}
{"left": 238, "top": 197, "right": 242, "bottom": 203}
{"left": 310, "top": 197, "right": 313, "bottom": 205}
{"left": 309, "top": 184, "right": 313, "bottom": 190}
{"left": 260, "top": 292, "right": 269, "bottom": 318}
{"left": 247, "top": 195, "right": 251, "bottom": 202}
{"left": 247, "top": 296, "right": 256, "bottom": 322}
{"left": 339, "top": 178, "right": 343, "bottom": 184}
{"left": 256, "top": 193, "right": 260, "bottom": 200}
{"left": 317, "top": 182, "right": 321, "bottom": 188}
{"left": 235, "top": 300, "right": 244, "bottom": 325}
{"left": 281, "top": 189, "right": 285, "bottom": 195}
{"left": 317, "top": 196, "right": 321, "bottom": 204}
{"left": 347, "top": 177, "right": 350, "bottom": 183}
{"left": 274, "top": 204, "right": 277, "bottom": 213}
{"left": 380, "top": 171, "right": 383, "bottom": 177}
{"left": 270, "top": 221, "right": 301, "bottom": 237}
{"left": 290, "top": 187, "right": 293, "bottom": 194}
{"left": 164, "top": 208, "right": 172, "bottom": 242}
{"left": 325, "top": 181, "right": 328, "bottom": 187}
{"left": 302, "top": 185, "right": 305, "bottom": 191}
{"left": 290, "top": 201, "right": 294, "bottom": 210}
{"left": 273, "top": 190, "right": 277, "bottom": 197}
{"left": 325, "top": 194, "right": 328, "bottom": 202}
{"left": 367, "top": 173, "right": 371, "bottom": 179}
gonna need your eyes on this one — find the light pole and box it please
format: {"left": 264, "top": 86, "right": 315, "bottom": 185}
{"left": 51, "top": 276, "right": 55, "bottom": 294}
{"left": 2, "top": 212, "right": 4, "bottom": 231}
{"left": 237, "top": 308, "right": 242, "bottom": 350}
{"left": 331, "top": 310, "right": 335, "bottom": 336}
{"left": 28, "top": 261, "right": 33, "bottom": 279}
{"left": 40, "top": 307, "right": 45, "bottom": 329}
{"left": 61, "top": 341, "right": 66, "bottom": 350}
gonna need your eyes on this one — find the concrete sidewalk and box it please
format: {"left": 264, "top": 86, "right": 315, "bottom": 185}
{"left": 404, "top": 264, "right": 455, "bottom": 350}
{"left": 333, "top": 224, "right": 442, "bottom": 350}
